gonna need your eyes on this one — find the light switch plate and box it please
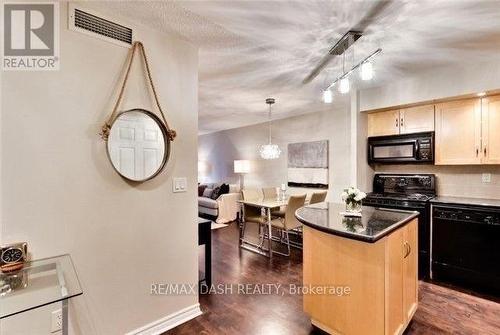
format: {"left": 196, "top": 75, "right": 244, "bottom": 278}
{"left": 482, "top": 173, "right": 491, "bottom": 183}
{"left": 173, "top": 177, "right": 187, "bottom": 193}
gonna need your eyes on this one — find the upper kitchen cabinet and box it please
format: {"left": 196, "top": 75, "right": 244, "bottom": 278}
{"left": 482, "top": 95, "right": 500, "bottom": 164}
{"left": 400, "top": 105, "right": 435, "bottom": 134}
{"left": 435, "top": 99, "right": 482, "bottom": 165}
{"left": 368, "top": 109, "right": 400, "bottom": 137}
{"left": 367, "top": 105, "right": 435, "bottom": 137}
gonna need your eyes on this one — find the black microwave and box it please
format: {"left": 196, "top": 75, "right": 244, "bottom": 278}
{"left": 368, "top": 132, "right": 434, "bottom": 164}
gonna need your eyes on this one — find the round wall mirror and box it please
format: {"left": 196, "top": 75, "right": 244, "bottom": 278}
{"left": 106, "top": 109, "right": 170, "bottom": 182}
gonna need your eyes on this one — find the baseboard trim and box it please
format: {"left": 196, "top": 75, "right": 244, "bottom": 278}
{"left": 125, "top": 303, "right": 202, "bottom": 335}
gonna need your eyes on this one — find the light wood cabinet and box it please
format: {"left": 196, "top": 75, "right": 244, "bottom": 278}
{"left": 386, "top": 228, "right": 405, "bottom": 335}
{"left": 367, "top": 105, "right": 434, "bottom": 137}
{"left": 482, "top": 96, "right": 500, "bottom": 164}
{"left": 435, "top": 99, "right": 482, "bottom": 165}
{"left": 386, "top": 219, "right": 418, "bottom": 335}
{"left": 303, "top": 219, "right": 418, "bottom": 335}
{"left": 368, "top": 96, "right": 500, "bottom": 165}
{"left": 402, "top": 220, "right": 418, "bottom": 320}
{"left": 400, "top": 105, "right": 435, "bottom": 134}
{"left": 368, "top": 110, "right": 400, "bottom": 137}
{"left": 435, "top": 98, "right": 482, "bottom": 165}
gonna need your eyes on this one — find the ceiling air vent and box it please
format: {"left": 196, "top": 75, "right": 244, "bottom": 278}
{"left": 69, "top": 5, "right": 133, "bottom": 47}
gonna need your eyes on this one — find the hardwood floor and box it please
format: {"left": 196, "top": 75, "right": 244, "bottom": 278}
{"left": 167, "top": 222, "right": 500, "bottom": 335}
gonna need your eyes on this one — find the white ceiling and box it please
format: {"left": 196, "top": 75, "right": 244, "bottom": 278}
{"left": 92, "top": 1, "right": 500, "bottom": 134}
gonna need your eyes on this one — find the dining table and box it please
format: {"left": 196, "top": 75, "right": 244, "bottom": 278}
{"left": 238, "top": 197, "right": 288, "bottom": 258}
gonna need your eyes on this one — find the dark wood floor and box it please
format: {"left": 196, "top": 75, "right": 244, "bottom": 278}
{"left": 168, "top": 223, "right": 500, "bottom": 335}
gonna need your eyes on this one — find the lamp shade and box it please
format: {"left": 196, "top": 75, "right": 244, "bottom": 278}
{"left": 198, "top": 160, "right": 208, "bottom": 174}
{"left": 234, "top": 160, "right": 250, "bottom": 174}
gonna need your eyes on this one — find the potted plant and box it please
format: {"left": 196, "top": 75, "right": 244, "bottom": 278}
{"left": 341, "top": 187, "right": 367, "bottom": 213}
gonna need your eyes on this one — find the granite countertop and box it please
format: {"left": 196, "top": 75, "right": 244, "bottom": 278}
{"left": 430, "top": 196, "right": 500, "bottom": 208}
{"left": 295, "top": 202, "right": 419, "bottom": 243}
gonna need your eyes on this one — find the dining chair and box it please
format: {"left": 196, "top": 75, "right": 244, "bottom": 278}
{"left": 240, "top": 188, "right": 266, "bottom": 249}
{"left": 262, "top": 187, "right": 286, "bottom": 217}
{"left": 241, "top": 189, "right": 266, "bottom": 224}
{"left": 262, "top": 187, "right": 278, "bottom": 199}
{"left": 243, "top": 188, "right": 262, "bottom": 201}
{"left": 268, "top": 194, "right": 306, "bottom": 256}
{"left": 310, "top": 191, "right": 328, "bottom": 204}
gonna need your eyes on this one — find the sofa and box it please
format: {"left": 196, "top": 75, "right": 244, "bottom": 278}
{"left": 198, "top": 183, "right": 241, "bottom": 224}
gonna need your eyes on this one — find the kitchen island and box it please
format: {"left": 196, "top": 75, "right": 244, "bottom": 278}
{"left": 295, "top": 203, "right": 419, "bottom": 335}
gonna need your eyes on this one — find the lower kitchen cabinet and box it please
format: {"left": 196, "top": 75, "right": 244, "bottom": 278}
{"left": 386, "top": 219, "right": 418, "bottom": 335}
{"left": 303, "top": 219, "right": 418, "bottom": 335}
{"left": 403, "top": 220, "right": 418, "bottom": 321}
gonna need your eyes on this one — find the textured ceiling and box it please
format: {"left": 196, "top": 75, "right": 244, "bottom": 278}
{"left": 91, "top": 1, "right": 500, "bottom": 134}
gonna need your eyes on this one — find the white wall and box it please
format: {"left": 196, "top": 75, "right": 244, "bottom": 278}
{"left": 358, "top": 59, "right": 500, "bottom": 198}
{"left": 1, "top": 2, "right": 199, "bottom": 334}
{"left": 198, "top": 104, "right": 353, "bottom": 203}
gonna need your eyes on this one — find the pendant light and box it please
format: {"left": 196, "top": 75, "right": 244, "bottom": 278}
{"left": 259, "top": 98, "right": 281, "bottom": 160}
{"left": 338, "top": 50, "right": 350, "bottom": 94}
{"left": 323, "top": 89, "right": 333, "bottom": 103}
{"left": 339, "top": 77, "right": 350, "bottom": 94}
{"left": 360, "top": 61, "right": 374, "bottom": 80}
{"left": 321, "top": 48, "right": 381, "bottom": 100}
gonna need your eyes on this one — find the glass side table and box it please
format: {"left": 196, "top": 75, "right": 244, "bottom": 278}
{"left": 0, "top": 254, "right": 83, "bottom": 335}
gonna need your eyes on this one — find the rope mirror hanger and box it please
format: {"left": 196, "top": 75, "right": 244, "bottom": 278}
{"left": 100, "top": 41, "right": 177, "bottom": 141}
{"left": 101, "top": 41, "right": 176, "bottom": 182}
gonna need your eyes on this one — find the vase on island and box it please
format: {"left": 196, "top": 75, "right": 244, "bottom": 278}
{"left": 341, "top": 187, "right": 367, "bottom": 213}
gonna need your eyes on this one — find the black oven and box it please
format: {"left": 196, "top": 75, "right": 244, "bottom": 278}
{"left": 363, "top": 173, "right": 436, "bottom": 279}
{"left": 368, "top": 132, "right": 434, "bottom": 164}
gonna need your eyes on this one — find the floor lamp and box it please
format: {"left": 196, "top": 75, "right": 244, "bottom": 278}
{"left": 234, "top": 160, "right": 250, "bottom": 190}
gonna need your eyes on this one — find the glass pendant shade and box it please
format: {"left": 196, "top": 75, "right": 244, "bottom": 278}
{"left": 260, "top": 98, "right": 281, "bottom": 160}
{"left": 320, "top": 48, "right": 381, "bottom": 101}
{"left": 360, "top": 61, "right": 374, "bottom": 81}
{"left": 339, "top": 77, "right": 350, "bottom": 94}
{"left": 259, "top": 144, "right": 281, "bottom": 160}
{"left": 323, "top": 89, "right": 333, "bottom": 103}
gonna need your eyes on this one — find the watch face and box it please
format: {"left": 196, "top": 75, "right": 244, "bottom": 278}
{"left": 1, "top": 248, "right": 24, "bottom": 263}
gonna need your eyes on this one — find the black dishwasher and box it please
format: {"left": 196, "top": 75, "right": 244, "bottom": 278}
{"left": 432, "top": 204, "right": 500, "bottom": 294}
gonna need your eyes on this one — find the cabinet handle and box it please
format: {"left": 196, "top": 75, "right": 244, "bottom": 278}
{"left": 396, "top": 118, "right": 399, "bottom": 127}
{"left": 403, "top": 242, "right": 411, "bottom": 258}
{"left": 484, "top": 147, "right": 487, "bottom": 157}
{"left": 476, "top": 148, "right": 479, "bottom": 157}
{"left": 400, "top": 117, "right": 404, "bottom": 127}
